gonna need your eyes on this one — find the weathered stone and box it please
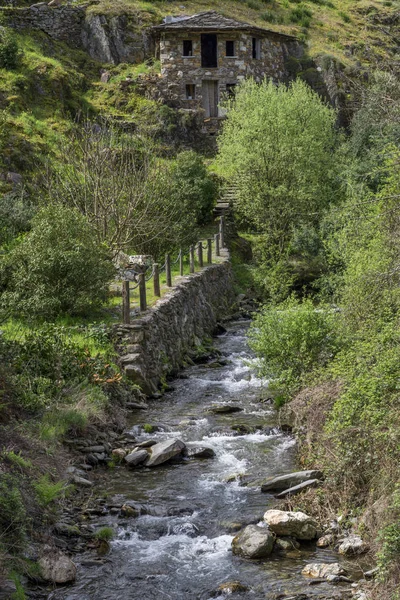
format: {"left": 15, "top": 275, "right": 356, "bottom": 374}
{"left": 112, "top": 448, "right": 127, "bottom": 460}
{"left": 38, "top": 549, "right": 76, "bottom": 583}
{"left": 126, "top": 401, "right": 148, "bottom": 410}
{"left": 146, "top": 438, "right": 186, "bottom": 467}
{"left": 217, "top": 581, "right": 249, "bottom": 594}
{"left": 72, "top": 475, "right": 93, "bottom": 487}
{"left": 263, "top": 510, "right": 318, "bottom": 540}
{"left": 316, "top": 533, "right": 335, "bottom": 548}
{"left": 136, "top": 439, "right": 158, "bottom": 448}
{"left": 275, "top": 479, "right": 321, "bottom": 499}
{"left": 0, "top": 580, "right": 17, "bottom": 600}
{"left": 302, "top": 563, "right": 346, "bottom": 579}
{"left": 274, "top": 536, "right": 300, "bottom": 554}
{"left": 232, "top": 524, "right": 275, "bottom": 559}
{"left": 124, "top": 449, "right": 148, "bottom": 466}
{"left": 338, "top": 535, "right": 369, "bottom": 556}
{"left": 261, "top": 471, "right": 324, "bottom": 493}
{"left": 84, "top": 445, "right": 106, "bottom": 453}
{"left": 186, "top": 446, "right": 215, "bottom": 459}
{"left": 120, "top": 501, "right": 147, "bottom": 518}
{"left": 209, "top": 405, "right": 243, "bottom": 414}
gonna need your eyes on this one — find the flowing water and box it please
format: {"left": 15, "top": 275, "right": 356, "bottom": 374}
{"left": 51, "top": 319, "right": 355, "bottom": 600}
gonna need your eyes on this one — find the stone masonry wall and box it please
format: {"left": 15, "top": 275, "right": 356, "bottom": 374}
{"left": 112, "top": 253, "right": 235, "bottom": 396}
{"left": 159, "top": 30, "right": 295, "bottom": 112}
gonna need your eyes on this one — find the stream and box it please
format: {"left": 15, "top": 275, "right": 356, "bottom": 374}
{"left": 50, "top": 319, "right": 355, "bottom": 600}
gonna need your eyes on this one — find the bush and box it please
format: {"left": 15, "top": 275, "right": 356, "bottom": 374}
{"left": 249, "top": 297, "right": 339, "bottom": 402}
{"left": 2, "top": 204, "right": 115, "bottom": 318}
{"left": 0, "top": 29, "right": 19, "bottom": 70}
{"left": 33, "top": 475, "right": 66, "bottom": 506}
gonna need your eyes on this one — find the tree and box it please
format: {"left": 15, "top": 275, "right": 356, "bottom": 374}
{"left": 215, "top": 79, "right": 338, "bottom": 297}
{"left": 45, "top": 123, "right": 215, "bottom": 258}
{"left": 1, "top": 204, "right": 115, "bottom": 318}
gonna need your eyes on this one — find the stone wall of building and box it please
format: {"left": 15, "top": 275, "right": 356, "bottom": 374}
{"left": 158, "top": 30, "right": 298, "bottom": 112}
{"left": 112, "top": 252, "right": 235, "bottom": 395}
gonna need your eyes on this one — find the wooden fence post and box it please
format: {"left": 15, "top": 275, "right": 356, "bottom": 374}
{"left": 215, "top": 233, "right": 220, "bottom": 257}
{"left": 219, "top": 215, "right": 225, "bottom": 248}
{"left": 122, "top": 281, "right": 130, "bottom": 324}
{"left": 166, "top": 253, "right": 172, "bottom": 287}
{"left": 197, "top": 242, "right": 203, "bottom": 267}
{"left": 179, "top": 249, "right": 184, "bottom": 276}
{"left": 139, "top": 273, "right": 147, "bottom": 312}
{"left": 153, "top": 263, "right": 160, "bottom": 297}
{"left": 207, "top": 238, "right": 212, "bottom": 264}
{"left": 189, "top": 245, "right": 195, "bottom": 273}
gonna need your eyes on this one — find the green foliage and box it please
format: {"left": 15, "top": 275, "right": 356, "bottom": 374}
{"left": 1, "top": 204, "right": 115, "bottom": 319}
{"left": 377, "top": 486, "right": 400, "bottom": 584}
{"left": 0, "top": 191, "right": 34, "bottom": 248}
{"left": 216, "top": 78, "right": 338, "bottom": 299}
{"left": 95, "top": 527, "right": 114, "bottom": 541}
{"left": 2, "top": 450, "right": 32, "bottom": 470}
{"left": 249, "top": 297, "right": 339, "bottom": 402}
{"left": 0, "top": 474, "right": 27, "bottom": 553}
{"left": 33, "top": 475, "right": 66, "bottom": 506}
{"left": 0, "top": 28, "right": 19, "bottom": 70}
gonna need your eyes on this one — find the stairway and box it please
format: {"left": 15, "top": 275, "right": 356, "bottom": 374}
{"left": 214, "top": 184, "right": 239, "bottom": 217}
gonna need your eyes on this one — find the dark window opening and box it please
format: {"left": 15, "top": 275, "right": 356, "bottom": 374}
{"left": 186, "top": 84, "right": 196, "bottom": 100}
{"left": 183, "top": 40, "right": 193, "bottom": 56}
{"left": 201, "top": 34, "right": 218, "bottom": 68}
{"left": 226, "top": 40, "right": 235, "bottom": 57}
{"left": 226, "top": 83, "right": 236, "bottom": 99}
{"left": 252, "top": 37, "right": 261, "bottom": 59}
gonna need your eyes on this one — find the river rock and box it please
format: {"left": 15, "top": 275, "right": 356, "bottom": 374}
{"left": 136, "top": 439, "right": 158, "bottom": 448}
{"left": 275, "top": 479, "right": 321, "bottom": 498}
{"left": 263, "top": 510, "right": 318, "bottom": 540}
{"left": 112, "top": 448, "right": 127, "bottom": 460}
{"left": 72, "top": 475, "right": 93, "bottom": 487}
{"left": 302, "top": 562, "right": 346, "bottom": 579}
{"left": 232, "top": 524, "right": 275, "bottom": 559}
{"left": 38, "top": 549, "right": 77, "bottom": 583}
{"left": 261, "top": 471, "right": 324, "bottom": 493}
{"left": 186, "top": 446, "right": 216, "bottom": 459}
{"left": 316, "top": 533, "right": 335, "bottom": 548}
{"left": 0, "top": 580, "right": 17, "bottom": 600}
{"left": 217, "top": 581, "right": 249, "bottom": 594}
{"left": 274, "top": 536, "right": 300, "bottom": 554}
{"left": 120, "top": 501, "right": 147, "bottom": 518}
{"left": 338, "top": 535, "right": 369, "bottom": 555}
{"left": 124, "top": 449, "right": 148, "bottom": 466}
{"left": 145, "top": 438, "right": 186, "bottom": 467}
{"left": 209, "top": 405, "right": 243, "bottom": 414}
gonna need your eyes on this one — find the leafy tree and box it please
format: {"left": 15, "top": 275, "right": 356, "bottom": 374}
{"left": 1, "top": 204, "right": 115, "bottom": 318}
{"left": 216, "top": 78, "right": 339, "bottom": 297}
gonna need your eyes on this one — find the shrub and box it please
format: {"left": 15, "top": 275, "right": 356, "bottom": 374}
{"left": 95, "top": 527, "right": 114, "bottom": 541}
{"left": 33, "top": 475, "right": 66, "bottom": 506}
{"left": 249, "top": 297, "right": 339, "bottom": 402}
{"left": 2, "top": 204, "right": 115, "bottom": 318}
{"left": 0, "top": 29, "right": 19, "bottom": 70}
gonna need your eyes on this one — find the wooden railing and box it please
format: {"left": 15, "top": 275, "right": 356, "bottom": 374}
{"left": 121, "top": 216, "right": 226, "bottom": 323}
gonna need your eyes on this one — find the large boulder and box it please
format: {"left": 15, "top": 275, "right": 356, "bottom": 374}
{"left": 302, "top": 562, "right": 346, "bottom": 579}
{"left": 38, "top": 549, "right": 76, "bottom": 583}
{"left": 338, "top": 535, "right": 369, "bottom": 555}
{"left": 232, "top": 524, "right": 275, "bottom": 559}
{"left": 186, "top": 446, "right": 216, "bottom": 459}
{"left": 146, "top": 438, "right": 186, "bottom": 467}
{"left": 261, "top": 470, "right": 323, "bottom": 493}
{"left": 124, "top": 449, "right": 148, "bottom": 466}
{"left": 263, "top": 510, "right": 318, "bottom": 540}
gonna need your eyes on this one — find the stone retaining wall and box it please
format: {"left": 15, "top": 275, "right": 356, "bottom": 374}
{"left": 112, "top": 251, "right": 235, "bottom": 395}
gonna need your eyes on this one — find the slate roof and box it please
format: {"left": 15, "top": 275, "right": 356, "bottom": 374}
{"left": 152, "top": 10, "right": 296, "bottom": 41}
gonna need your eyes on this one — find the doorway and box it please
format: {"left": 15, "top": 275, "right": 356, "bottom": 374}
{"left": 201, "top": 34, "right": 217, "bottom": 68}
{"left": 202, "top": 80, "right": 219, "bottom": 118}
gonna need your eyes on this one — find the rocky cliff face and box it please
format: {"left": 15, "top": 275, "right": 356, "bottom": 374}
{"left": 3, "top": 4, "right": 155, "bottom": 64}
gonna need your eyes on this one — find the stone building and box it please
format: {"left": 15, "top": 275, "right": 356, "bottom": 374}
{"left": 152, "top": 11, "right": 300, "bottom": 125}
